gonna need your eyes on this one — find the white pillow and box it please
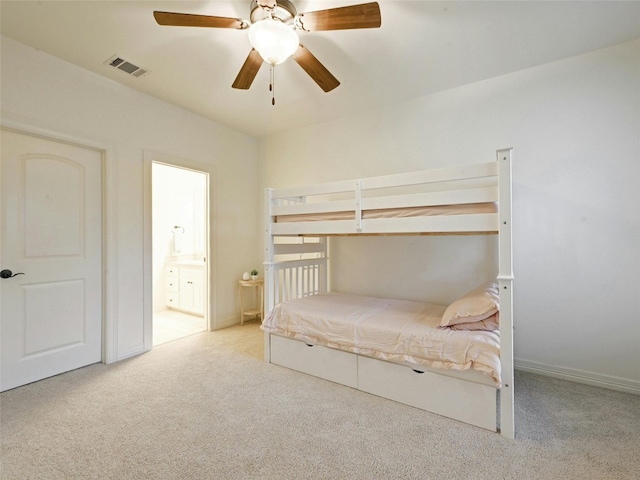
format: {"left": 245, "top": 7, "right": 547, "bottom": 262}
{"left": 440, "top": 281, "right": 499, "bottom": 327}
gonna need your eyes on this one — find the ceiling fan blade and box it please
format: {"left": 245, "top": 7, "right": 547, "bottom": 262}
{"left": 232, "top": 49, "right": 263, "bottom": 90}
{"left": 153, "top": 11, "right": 248, "bottom": 30}
{"left": 297, "top": 2, "right": 381, "bottom": 32}
{"left": 292, "top": 45, "right": 340, "bottom": 92}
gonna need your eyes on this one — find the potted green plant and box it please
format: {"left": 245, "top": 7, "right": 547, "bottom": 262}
{"left": 250, "top": 269, "right": 258, "bottom": 280}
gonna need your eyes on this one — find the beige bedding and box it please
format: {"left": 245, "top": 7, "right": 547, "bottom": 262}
{"left": 275, "top": 202, "right": 497, "bottom": 223}
{"left": 261, "top": 292, "right": 501, "bottom": 386}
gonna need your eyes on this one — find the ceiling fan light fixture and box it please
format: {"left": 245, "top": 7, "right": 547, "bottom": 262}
{"left": 248, "top": 19, "right": 299, "bottom": 65}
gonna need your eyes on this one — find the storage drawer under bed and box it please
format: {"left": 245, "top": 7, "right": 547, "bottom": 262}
{"left": 268, "top": 333, "right": 498, "bottom": 432}
{"left": 270, "top": 334, "right": 358, "bottom": 388}
{"left": 357, "top": 355, "right": 497, "bottom": 431}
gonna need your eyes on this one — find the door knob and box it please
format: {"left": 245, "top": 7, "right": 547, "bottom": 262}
{"left": 0, "top": 269, "right": 25, "bottom": 279}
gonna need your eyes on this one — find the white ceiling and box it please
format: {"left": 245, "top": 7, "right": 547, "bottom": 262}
{"left": 1, "top": 1, "right": 639, "bottom": 138}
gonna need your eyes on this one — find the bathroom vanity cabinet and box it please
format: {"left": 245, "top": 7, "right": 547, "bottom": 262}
{"left": 165, "top": 262, "right": 205, "bottom": 316}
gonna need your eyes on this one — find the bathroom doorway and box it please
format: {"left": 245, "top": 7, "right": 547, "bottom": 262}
{"left": 152, "top": 162, "right": 208, "bottom": 345}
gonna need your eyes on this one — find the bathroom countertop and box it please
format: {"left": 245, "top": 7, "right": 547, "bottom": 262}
{"left": 168, "top": 260, "right": 205, "bottom": 267}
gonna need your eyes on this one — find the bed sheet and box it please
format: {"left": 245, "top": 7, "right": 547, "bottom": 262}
{"left": 262, "top": 292, "right": 501, "bottom": 385}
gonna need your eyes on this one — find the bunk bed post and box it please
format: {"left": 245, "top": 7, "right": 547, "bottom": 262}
{"left": 323, "top": 237, "right": 329, "bottom": 293}
{"left": 354, "top": 180, "right": 363, "bottom": 232}
{"left": 264, "top": 187, "right": 275, "bottom": 362}
{"left": 497, "top": 148, "right": 515, "bottom": 439}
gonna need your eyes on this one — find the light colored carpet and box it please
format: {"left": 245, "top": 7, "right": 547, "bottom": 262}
{"left": 1, "top": 323, "right": 638, "bottom": 480}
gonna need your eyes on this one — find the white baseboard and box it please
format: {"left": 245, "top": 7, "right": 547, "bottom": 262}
{"left": 213, "top": 315, "right": 246, "bottom": 330}
{"left": 515, "top": 359, "right": 640, "bottom": 395}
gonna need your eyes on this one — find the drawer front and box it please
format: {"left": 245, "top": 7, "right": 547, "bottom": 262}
{"left": 165, "top": 293, "right": 179, "bottom": 308}
{"left": 357, "top": 356, "right": 497, "bottom": 431}
{"left": 270, "top": 335, "right": 357, "bottom": 388}
{"left": 165, "top": 277, "right": 179, "bottom": 292}
{"left": 165, "top": 266, "right": 179, "bottom": 277}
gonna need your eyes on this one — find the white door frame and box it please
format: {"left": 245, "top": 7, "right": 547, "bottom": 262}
{"left": 143, "top": 150, "right": 217, "bottom": 351}
{"left": 0, "top": 114, "right": 118, "bottom": 364}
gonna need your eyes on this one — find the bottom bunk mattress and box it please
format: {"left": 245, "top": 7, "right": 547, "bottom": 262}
{"left": 261, "top": 292, "right": 501, "bottom": 386}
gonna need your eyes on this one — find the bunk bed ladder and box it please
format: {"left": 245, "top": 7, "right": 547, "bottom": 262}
{"left": 264, "top": 187, "right": 329, "bottom": 312}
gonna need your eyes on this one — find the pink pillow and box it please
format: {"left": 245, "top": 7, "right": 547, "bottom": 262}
{"left": 449, "top": 313, "right": 499, "bottom": 331}
{"left": 440, "top": 281, "right": 499, "bottom": 327}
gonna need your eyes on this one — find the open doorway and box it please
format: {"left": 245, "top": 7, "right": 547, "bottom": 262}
{"left": 152, "top": 163, "right": 208, "bottom": 345}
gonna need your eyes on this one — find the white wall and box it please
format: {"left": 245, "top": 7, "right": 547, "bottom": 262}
{"left": 259, "top": 40, "right": 640, "bottom": 391}
{"left": 1, "top": 36, "right": 261, "bottom": 360}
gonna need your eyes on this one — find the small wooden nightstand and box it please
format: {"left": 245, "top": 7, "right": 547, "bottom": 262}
{"left": 238, "top": 279, "right": 264, "bottom": 325}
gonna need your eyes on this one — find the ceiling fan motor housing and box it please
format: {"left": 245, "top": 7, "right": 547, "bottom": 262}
{"left": 250, "top": 0, "right": 297, "bottom": 24}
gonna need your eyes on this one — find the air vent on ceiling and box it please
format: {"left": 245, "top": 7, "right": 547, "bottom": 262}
{"left": 104, "top": 55, "right": 150, "bottom": 78}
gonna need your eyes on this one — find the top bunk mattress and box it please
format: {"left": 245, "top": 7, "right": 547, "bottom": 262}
{"left": 275, "top": 202, "right": 496, "bottom": 223}
{"left": 261, "top": 292, "right": 501, "bottom": 386}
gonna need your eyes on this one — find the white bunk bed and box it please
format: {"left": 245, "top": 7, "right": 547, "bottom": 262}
{"left": 262, "top": 149, "right": 514, "bottom": 438}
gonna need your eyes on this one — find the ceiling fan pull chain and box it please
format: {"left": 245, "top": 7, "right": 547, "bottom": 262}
{"left": 270, "top": 64, "right": 276, "bottom": 106}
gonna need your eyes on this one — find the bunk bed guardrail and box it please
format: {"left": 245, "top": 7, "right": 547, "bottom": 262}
{"left": 267, "top": 161, "right": 501, "bottom": 236}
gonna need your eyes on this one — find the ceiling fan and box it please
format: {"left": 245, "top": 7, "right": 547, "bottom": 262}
{"left": 153, "top": 1, "right": 381, "bottom": 97}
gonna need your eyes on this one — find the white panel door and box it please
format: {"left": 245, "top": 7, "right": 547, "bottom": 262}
{"left": 1, "top": 129, "right": 102, "bottom": 391}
